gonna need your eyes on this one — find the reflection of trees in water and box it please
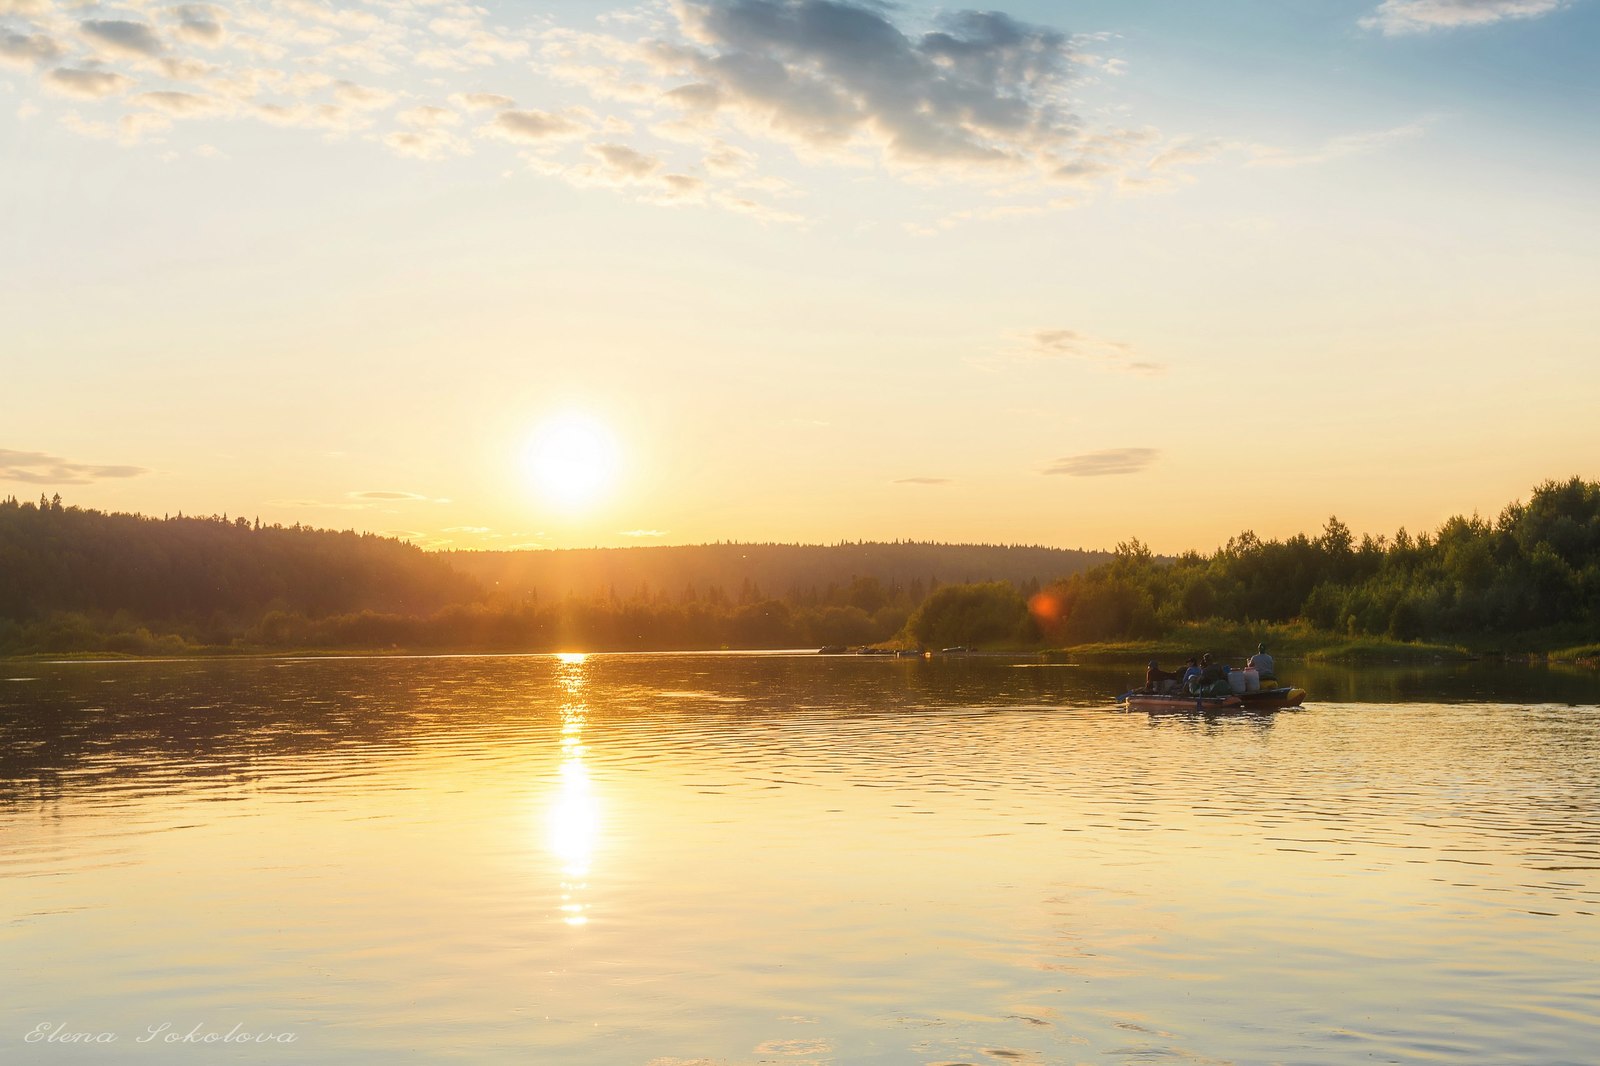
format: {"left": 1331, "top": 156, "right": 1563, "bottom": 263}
{"left": 2, "top": 655, "right": 1596, "bottom": 803}
{"left": 1290, "top": 661, "right": 1600, "bottom": 705}
{"left": 0, "top": 657, "right": 566, "bottom": 802}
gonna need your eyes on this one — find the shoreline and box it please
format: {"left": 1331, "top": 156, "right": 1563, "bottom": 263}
{"left": 4, "top": 639, "right": 1596, "bottom": 669}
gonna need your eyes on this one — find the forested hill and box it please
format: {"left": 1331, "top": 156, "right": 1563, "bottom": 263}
{"left": 0, "top": 497, "right": 481, "bottom": 626}
{"left": 444, "top": 542, "right": 1112, "bottom": 606}
{"left": 0, "top": 497, "right": 1108, "bottom": 653}
{"left": 3, "top": 481, "right": 1596, "bottom": 656}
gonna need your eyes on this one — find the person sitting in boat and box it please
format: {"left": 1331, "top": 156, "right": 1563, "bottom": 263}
{"left": 1179, "top": 656, "right": 1201, "bottom": 687}
{"left": 1186, "top": 654, "right": 1232, "bottom": 697}
{"left": 1142, "top": 661, "right": 1181, "bottom": 694}
{"left": 1247, "top": 642, "right": 1276, "bottom": 681}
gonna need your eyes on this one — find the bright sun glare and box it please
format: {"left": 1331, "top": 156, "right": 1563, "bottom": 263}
{"left": 524, "top": 414, "right": 620, "bottom": 511}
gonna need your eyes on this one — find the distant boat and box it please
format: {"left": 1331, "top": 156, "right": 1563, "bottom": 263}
{"left": 941, "top": 646, "right": 973, "bottom": 654}
{"left": 817, "top": 645, "right": 849, "bottom": 655}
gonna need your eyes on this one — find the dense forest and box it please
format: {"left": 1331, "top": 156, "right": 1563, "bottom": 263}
{"left": 2, "top": 478, "right": 1597, "bottom": 656}
{"left": 1024, "top": 476, "right": 1600, "bottom": 652}
{"left": 0, "top": 496, "right": 1098, "bottom": 654}
{"left": 447, "top": 542, "right": 1109, "bottom": 608}
{"left": 0, "top": 495, "right": 479, "bottom": 653}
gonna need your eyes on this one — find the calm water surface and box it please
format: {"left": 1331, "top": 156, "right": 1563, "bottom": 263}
{"left": 2, "top": 654, "right": 1598, "bottom": 1065}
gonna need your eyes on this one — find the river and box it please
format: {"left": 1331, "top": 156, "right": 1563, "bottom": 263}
{"left": 2, "top": 653, "right": 1597, "bottom": 1064}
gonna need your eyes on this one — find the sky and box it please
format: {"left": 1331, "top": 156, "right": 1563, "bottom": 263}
{"left": 3, "top": 0, "right": 1598, "bottom": 554}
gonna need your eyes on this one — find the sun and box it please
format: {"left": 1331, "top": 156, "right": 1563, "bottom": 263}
{"left": 523, "top": 413, "right": 621, "bottom": 512}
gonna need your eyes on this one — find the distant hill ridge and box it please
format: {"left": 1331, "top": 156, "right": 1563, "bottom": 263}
{"left": 0, "top": 497, "right": 1109, "bottom": 628}
{"left": 445, "top": 542, "right": 1112, "bottom": 605}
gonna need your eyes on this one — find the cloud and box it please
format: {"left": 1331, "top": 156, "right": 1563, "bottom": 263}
{"left": 702, "top": 141, "right": 755, "bottom": 175}
{"left": 522, "top": 138, "right": 710, "bottom": 203}
{"left": 589, "top": 141, "right": 660, "bottom": 179}
{"left": 1029, "top": 328, "right": 1131, "bottom": 359}
{"left": 1042, "top": 448, "right": 1159, "bottom": 477}
{"left": 168, "top": 4, "right": 227, "bottom": 47}
{"left": 894, "top": 477, "right": 951, "bottom": 485}
{"left": 43, "top": 67, "right": 136, "bottom": 99}
{"left": 383, "top": 127, "right": 470, "bottom": 160}
{"left": 251, "top": 101, "right": 363, "bottom": 134}
{"left": 61, "top": 109, "right": 172, "bottom": 143}
{"left": 0, "top": 448, "right": 150, "bottom": 485}
{"left": 133, "top": 90, "right": 227, "bottom": 116}
{"left": 641, "top": 0, "right": 1081, "bottom": 169}
{"left": 451, "top": 91, "right": 515, "bottom": 111}
{"left": 347, "top": 490, "right": 440, "bottom": 502}
{"left": 155, "top": 55, "right": 216, "bottom": 81}
{"left": 3, "top": 0, "right": 1242, "bottom": 225}
{"left": 1360, "top": 0, "right": 1567, "bottom": 34}
{"left": 619, "top": 528, "right": 668, "bottom": 538}
{"left": 1148, "top": 136, "right": 1230, "bottom": 172}
{"left": 1023, "top": 328, "right": 1163, "bottom": 374}
{"left": 708, "top": 189, "right": 805, "bottom": 223}
{"left": 333, "top": 80, "right": 396, "bottom": 111}
{"left": 384, "top": 530, "right": 457, "bottom": 548}
{"left": 398, "top": 105, "right": 460, "bottom": 128}
{"left": 80, "top": 19, "right": 165, "bottom": 59}
{"left": 1247, "top": 122, "right": 1425, "bottom": 167}
{"left": 657, "top": 172, "right": 708, "bottom": 199}
{"left": 0, "top": 32, "right": 64, "bottom": 68}
{"left": 480, "top": 108, "right": 587, "bottom": 143}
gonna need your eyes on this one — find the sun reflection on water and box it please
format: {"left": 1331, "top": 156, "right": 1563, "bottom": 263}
{"left": 546, "top": 653, "right": 600, "bottom": 927}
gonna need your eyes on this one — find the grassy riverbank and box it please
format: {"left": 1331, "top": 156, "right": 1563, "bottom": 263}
{"left": 1044, "top": 621, "right": 1600, "bottom": 666}
{"left": 7, "top": 625, "right": 1596, "bottom": 667}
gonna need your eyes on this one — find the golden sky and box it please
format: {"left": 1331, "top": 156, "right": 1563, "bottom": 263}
{"left": 3, "top": 0, "right": 1597, "bottom": 552}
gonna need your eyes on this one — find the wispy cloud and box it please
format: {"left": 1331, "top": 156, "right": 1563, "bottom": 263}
{"left": 619, "top": 528, "right": 667, "bottom": 538}
{"left": 894, "top": 476, "right": 951, "bottom": 485}
{"left": 346, "top": 490, "right": 449, "bottom": 504}
{"left": 0, "top": 447, "right": 149, "bottom": 484}
{"left": 79, "top": 18, "right": 164, "bottom": 58}
{"left": 480, "top": 108, "right": 588, "bottom": 143}
{"left": 0, "top": 30, "right": 63, "bottom": 66}
{"left": 1361, "top": 0, "right": 1567, "bottom": 34}
{"left": 60, "top": 107, "right": 171, "bottom": 143}
{"left": 1246, "top": 122, "right": 1426, "bottom": 167}
{"left": 384, "top": 126, "right": 468, "bottom": 160}
{"left": 451, "top": 91, "right": 515, "bottom": 112}
{"left": 1018, "top": 329, "right": 1164, "bottom": 375}
{"left": 43, "top": 66, "right": 135, "bottom": 98}
{"left": 168, "top": 4, "right": 227, "bottom": 48}
{"left": 1, "top": 0, "right": 1423, "bottom": 228}
{"left": 1042, "top": 448, "right": 1159, "bottom": 477}
{"left": 133, "top": 89, "right": 228, "bottom": 116}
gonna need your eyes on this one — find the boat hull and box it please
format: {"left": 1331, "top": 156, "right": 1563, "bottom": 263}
{"left": 1120, "top": 688, "right": 1306, "bottom": 713}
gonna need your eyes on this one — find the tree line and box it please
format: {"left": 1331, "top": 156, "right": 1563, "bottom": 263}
{"left": 0, "top": 497, "right": 1096, "bottom": 654}
{"left": 445, "top": 541, "right": 1109, "bottom": 608}
{"left": 3, "top": 478, "right": 1595, "bottom": 655}
{"left": 1018, "top": 477, "right": 1600, "bottom": 648}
